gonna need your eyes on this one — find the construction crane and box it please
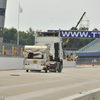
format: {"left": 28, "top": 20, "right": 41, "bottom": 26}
{"left": 72, "top": 12, "right": 86, "bottom": 51}
{"left": 62, "top": 12, "right": 86, "bottom": 49}
{"left": 62, "top": 12, "right": 86, "bottom": 58}
{"left": 75, "top": 12, "right": 86, "bottom": 29}
{"left": 62, "top": 38, "right": 69, "bottom": 48}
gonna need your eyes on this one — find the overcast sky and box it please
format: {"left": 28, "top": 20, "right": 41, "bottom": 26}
{"left": 5, "top": 0, "right": 100, "bottom": 32}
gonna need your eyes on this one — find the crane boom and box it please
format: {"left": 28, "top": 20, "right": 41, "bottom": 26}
{"left": 62, "top": 38, "right": 69, "bottom": 47}
{"left": 72, "top": 12, "right": 86, "bottom": 51}
{"left": 62, "top": 12, "right": 86, "bottom": 54}
{"left": 75, "top": 12, "right": 86, "bottom": 28}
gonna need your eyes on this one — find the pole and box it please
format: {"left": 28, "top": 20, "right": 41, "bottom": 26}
{"left": 17, "top": 4, "right": 20, "bottom": 45}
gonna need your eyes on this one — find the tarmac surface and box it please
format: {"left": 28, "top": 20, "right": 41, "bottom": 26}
{"left": 0, "top": 65, "right": 100, "bottom": 100}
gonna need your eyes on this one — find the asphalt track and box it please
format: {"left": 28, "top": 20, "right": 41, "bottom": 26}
{"left": 0, "top": 66, "right": 100, "bottom": 100}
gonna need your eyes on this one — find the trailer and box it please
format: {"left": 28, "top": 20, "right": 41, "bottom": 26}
{"left": 23, "top": 45, "right": 50, "bottom": 72}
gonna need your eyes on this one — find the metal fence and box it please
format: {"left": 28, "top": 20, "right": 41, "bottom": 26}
{"left": 0, "top": 42, "right": 24, "bottom": 57}
{"left": 76, "top": 58, "right": 100, "bottom": 65}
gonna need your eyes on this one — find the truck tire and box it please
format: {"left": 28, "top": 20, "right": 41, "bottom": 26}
{"left": 45, "top": 69, "right": 47, "bottom": 73}
{"left": 58, "top": 68, "right": 62, "bottom": 73}
{"left": 58, "top": 63, "right": 62, "bottom": 73}
{"left": 49, "top": 69, "right": 51, "bottom": 72}
{"left": 54, "top": 66, "right": 57, "bottom": 72}
{"left": 26, "top": 70, "right": 28, "bottom": 72}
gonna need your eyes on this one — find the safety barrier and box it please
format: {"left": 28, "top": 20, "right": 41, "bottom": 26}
{"left": 76, "top": 57, "right": 100, "bottom": 65}
{"left": 63, "top": 59, "right": 76, "bottom": 67}
{"left": 0, "top": 58, "right": 23, "bottom": 70}
{"left": 0, "top": 42, "right": 24, "bottom": 57}
{"left": 0, "top": 58, "right": 75, "bottom": 70}
{"left": 59, "top": 88, "right": 100, "bottom": 100}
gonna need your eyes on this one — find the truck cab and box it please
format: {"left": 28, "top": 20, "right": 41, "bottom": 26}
{"left": 35, "top": 32, "right": 63, "bottom": 72}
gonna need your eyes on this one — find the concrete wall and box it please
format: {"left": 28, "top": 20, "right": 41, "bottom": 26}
{"left": 60, "top": 88, "right": 100, "bottom": 100}
{"left": 0, "top": 58, "right": 24, "bottom": 70}
{"left": 0, "top": 58, "right": 76, "bottom": 70}
{"left": 63, "top": 60, "right": 76, "bottom": 68}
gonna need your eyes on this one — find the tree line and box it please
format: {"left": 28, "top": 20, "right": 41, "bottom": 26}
{"left": 0, "top": 27, "right": 99, "bottom": 50}
{"left": 0, "top": 27, "right": 35, "bottom": 45}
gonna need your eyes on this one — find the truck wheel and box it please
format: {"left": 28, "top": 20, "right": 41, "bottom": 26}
{"left": 58, "top": 68, "right": 62, "bottom": 73}
{"left": 45, "top": 69, "right": 47, "bottom": 73}
{"left": 26, "top": 70, "right": 28, "bottom": 72}
{"left": 58, "top": 65, "right": 62, "bottom": 73}
{"left": 49, "top": 69, "right": 51, "bottom": 72}
{"left": 54, "top": 66, "right": 57, "bottom": 72}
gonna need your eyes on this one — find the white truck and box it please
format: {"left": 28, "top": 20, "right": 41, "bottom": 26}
{"left": 35, "top": 32, "right": 63, "bottom": 72}
{"left": 23, "top": 32, "right": 63, "bottom": 73}
{"left": 23, "top": 45, "right": 50, "bottom": 72}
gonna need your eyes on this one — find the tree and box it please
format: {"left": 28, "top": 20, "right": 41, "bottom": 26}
{"left": 0, "top": 30, "right": 2, "bottom": 37}
{"left": 19, "top": 31, "right": 29, "bottom": 45}
{"left": 2, "top": 27, "right": 37, "bottom": 45}
{"left": 1, "top": 27, "right": 95, "bottom": 49}
{"left": 26, "top": 27, "right": 35, "bottom": 36}
{"left": 3, "top": 27, "right": 17, "bottom": 44}
{"left": 26, "top": 27, "right": 35, "bottom": 45}
{"left": 70, "top": 27, "right": 78, "bottom": 30}
{"left": 92, "top": 28, "right": 99, "bottom": 31}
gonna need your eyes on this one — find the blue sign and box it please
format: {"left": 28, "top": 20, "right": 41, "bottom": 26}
{"left": 48, "top": 30, "right": 100, "bottom": 38}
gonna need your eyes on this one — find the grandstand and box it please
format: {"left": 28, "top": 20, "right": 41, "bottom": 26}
{"left": 83, "top": 39, "right": 100, "bottom": 52}
{"left": 76, "top": 39, "right": 100, "bottom": 65}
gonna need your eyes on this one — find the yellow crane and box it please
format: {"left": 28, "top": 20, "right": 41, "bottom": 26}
{"left": 62, "top": 38, "right": 69, "bottom": 48}
{"left": 62, "top": 12, "right": 86, "bottom": 49}
{"left": 62, "top": 12, "right": 86, "bottom": 58}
